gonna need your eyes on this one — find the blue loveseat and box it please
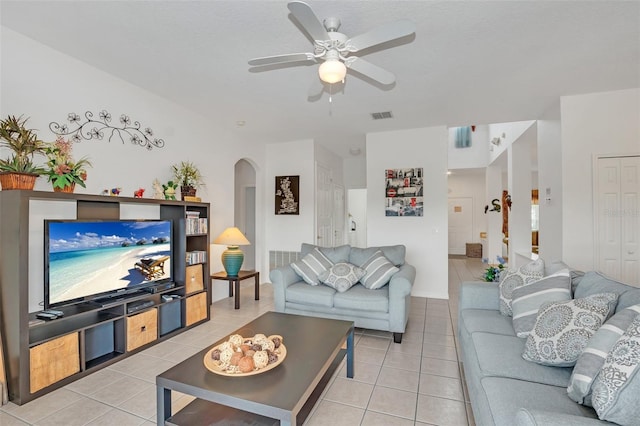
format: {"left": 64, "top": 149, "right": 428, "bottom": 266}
{"left": 458, "top": 263, "right": 640, "bottom": 426}
{"left": 269, "top": 244, "right": 415, "bottom": 343}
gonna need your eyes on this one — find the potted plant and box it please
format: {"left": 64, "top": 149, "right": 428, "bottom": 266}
{"left": 171, "top": 161, "right": 204, "bottom": 200}
{"left": 0, "top": 115, "right": 47, "bottom": 190}
{"left": 44, "top": 136, "right": 92, "bottom": 193}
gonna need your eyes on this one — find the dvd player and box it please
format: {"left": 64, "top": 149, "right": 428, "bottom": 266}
{"left": 127, "top": 300, "right": 155, "bottom": 314}
{"left": 144, "top": 281, "right": 175, "bottom": 294}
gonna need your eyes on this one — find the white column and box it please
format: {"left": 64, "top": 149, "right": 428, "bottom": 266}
{"left": 508, "top": 133, "right": 535, "bottom": 267}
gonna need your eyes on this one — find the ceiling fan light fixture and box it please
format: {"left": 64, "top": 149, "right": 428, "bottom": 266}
{"left": 318, "top": 59, "right": 346, "bottom": 84}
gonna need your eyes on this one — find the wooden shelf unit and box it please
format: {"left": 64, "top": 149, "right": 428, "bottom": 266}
{"left": 0, "top": 190, "right": 211, "bottom": 405}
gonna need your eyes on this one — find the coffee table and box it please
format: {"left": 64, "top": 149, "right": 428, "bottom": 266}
{"left": 156, "top": 311, "right": 354, "bottom": 425}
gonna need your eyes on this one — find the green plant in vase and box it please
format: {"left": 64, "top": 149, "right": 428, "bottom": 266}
{"left": 44, "top": 136, "right": 92, "bottom": 192}
{"left": 171, "top": 161, "right": 204, "bottom": 199}
{"left": 482, "top": 256, "right": 506, "bottom": 282}
{"left": 0, "top": 115, "right": 47, "bottom": 189}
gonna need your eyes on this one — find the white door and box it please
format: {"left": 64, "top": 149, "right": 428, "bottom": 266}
{"left": 448, "top": 197, "right": 473, "bottom": 255}
{"left": 316, "top": 164, "right": 333, "bottom": 246}
{"left": 596, "top": 156, "right": 640, "bottom": 284}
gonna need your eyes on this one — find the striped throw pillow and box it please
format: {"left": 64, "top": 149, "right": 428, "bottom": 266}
{"left": 359, "top": 250, "right": 399, "bottom": 290}
{"left": 568, "top": 304, "right": 640, "bottom": 406}
{"left": 591, "top": 314, "right": 640, "bottom": 424}
{"left": 499, "top": 258, "right": 546, "bottom": 316}
{"left": 291, "top": 247, "right": 334, "bottom": 286}
{"left": 511, "top": 269, "right": 572, "bottom": 338}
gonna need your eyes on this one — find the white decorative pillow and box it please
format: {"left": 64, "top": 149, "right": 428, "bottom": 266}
{"left": 591, "top": 314, "right": 640, "bottom": 425}
{"left": 359, "top": 250, "right": 399, "bottom": 290}
{"left": 511, "top": 269, "right": 572, "bottom": 338}
{"left": 522, "top": 293, "right": 619, "bottom": 367}
{"left": 319, "top": 262, "right": 366, "bottom": 293}
{"left": 290, "top": 247, "right": 334, "bottom": 286}
{"left": 568, "top": 304, "right": 640, "bottom": 406}
{"left": 499, "top": 258, "right": 545, "bottom": 316}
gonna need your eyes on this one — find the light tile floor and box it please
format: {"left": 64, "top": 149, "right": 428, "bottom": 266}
{"left": 0, "top": 257, "right": 484, "bottom": 425}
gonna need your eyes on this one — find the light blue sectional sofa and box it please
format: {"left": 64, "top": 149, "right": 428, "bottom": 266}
{"left": 269, "top": 244, "right": 415, "bottom": 343}
{"left": 458, "top": 264, "right": 640, "bottom": 426}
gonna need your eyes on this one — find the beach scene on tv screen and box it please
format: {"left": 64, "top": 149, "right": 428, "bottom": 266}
{"left": 48, "top": 221, "right": 171, "bottom": 304}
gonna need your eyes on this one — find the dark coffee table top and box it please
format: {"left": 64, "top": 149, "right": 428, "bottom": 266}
{"left": 157, "top": 311, "right": 354, "bottom": 418}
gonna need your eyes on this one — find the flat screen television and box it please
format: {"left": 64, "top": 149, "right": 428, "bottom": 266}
{"left": 44, "top": 219, "right": 173, "bottom": 308}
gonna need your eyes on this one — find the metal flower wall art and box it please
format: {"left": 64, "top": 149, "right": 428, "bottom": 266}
{"left": 49, "top": 110, "right": 165, "bottom": 150}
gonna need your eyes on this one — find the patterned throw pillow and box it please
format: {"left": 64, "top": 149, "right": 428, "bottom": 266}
{"left": 591, "top": 314, "right": 640, "bottom": 425}
{"left": 359, "top": 250, "right": 399, "bottom": 290}
{"left": 568, "top": 304, "right": 640, "bottom": 406}
{"left": 319, "top": 262, "right": 366, "bottom": 293}
{"left": 511, "top": 269, "right": 572, "bottom": 338}
{"left": 522, "top": 293, "right": 619, "bottom": 367}
{"left": 499, "top": 259, "right": 546, "bottom": 316}
{"left": 290, "top": 247, "right": 334, "bottom": 286}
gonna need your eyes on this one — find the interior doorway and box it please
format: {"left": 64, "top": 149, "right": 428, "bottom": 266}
{"left": 234, "top": 159, "right": 256, "bottom": 270}
{"left": 448, "top": 197, "right": 473, "bottom": 255}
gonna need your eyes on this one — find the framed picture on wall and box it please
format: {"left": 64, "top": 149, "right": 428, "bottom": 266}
{"left": 385, "top": 168, "right": 424, "bottom": 216}
{"left": 275, "top": 175, "right": 299, "bottom": 215}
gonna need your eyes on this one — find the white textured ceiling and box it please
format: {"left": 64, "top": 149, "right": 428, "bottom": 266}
{"left": 2, "top": 1, "right": 639, "bottom": 157}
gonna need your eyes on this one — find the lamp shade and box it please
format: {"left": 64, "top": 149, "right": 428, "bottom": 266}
{"left": 318, "top": 59, "right": 346, "bottom": 84}
{"left": 213, "top": 227, "right": 250, "bottom": 276}
{"left": 213, "top": 227, "right": 250, "bottom": 246}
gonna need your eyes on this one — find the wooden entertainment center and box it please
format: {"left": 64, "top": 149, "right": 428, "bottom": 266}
{"left": 0, "top": 190, "right": 211, "bottom": 405}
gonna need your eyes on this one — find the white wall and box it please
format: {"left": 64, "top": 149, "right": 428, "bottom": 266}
{"left": 448, "top": 125, "right": 489, "bottom": 169}
{"left": 488, "top": 120, "right": 536, "bottom": 163}
{"left": 343, "top": 155, "right": 367, "bottom": 189}
{"left": 1, "top": 28, "right": 268, "bottom": 303}
{"left": 537, "top": 102, "right": 563, "bottom": 263}
{"left": 265, "top": 139, "right": 316, "bottom": 252}
{"left": 561, "top": 88, "right": 640, "bottom": 271}
{"left": 367, "top": 126, "right": 449, "bottom": 299}
{"left": 447, "top": 170, "right": 487, "bottom": 245}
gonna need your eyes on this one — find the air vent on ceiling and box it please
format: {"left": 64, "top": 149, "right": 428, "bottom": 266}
{"left": 371, "top": 111, "right": 393, "bottom": 120}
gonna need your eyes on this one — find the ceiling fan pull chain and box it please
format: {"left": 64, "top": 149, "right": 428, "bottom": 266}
{"left": 328, "top": 84, "right": 333, "bottom": 116}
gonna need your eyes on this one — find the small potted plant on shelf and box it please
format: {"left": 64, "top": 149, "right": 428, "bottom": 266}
{"left": 171, "top": 161, "right": 204, "bottom": 200}
{"left": 44, "top": 136, "right": 92, "bottom": 193}
{"left": 0, "top": 115, "right": 47, "bottom": 190}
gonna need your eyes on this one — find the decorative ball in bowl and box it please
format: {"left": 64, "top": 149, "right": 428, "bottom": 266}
{"left": 203, "top": 333, "right": 286, "bottom": 376}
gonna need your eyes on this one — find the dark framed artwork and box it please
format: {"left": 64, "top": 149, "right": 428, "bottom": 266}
{"left": 385, "top": 168, "right": 424, "bottom": 216}
{"left": 275, "top": 175, "right": 299, "bottom": 215}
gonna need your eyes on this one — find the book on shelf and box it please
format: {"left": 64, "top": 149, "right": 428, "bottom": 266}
{"left": 185, "top": 216, "right": 207, "bottom": 235}
{"left": 186, "top": 250, "right": 207, "bottom": 265}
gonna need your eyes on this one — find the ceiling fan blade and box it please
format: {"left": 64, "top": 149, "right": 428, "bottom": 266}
{"left": 287, "top": 1, "right": 329, "bottom": 42}
{"left": 346, "top": 57, "right": 396, "bottom": 85}
{"left": 347, "top": 19, "right": 416, "bottom": 52}
{"left": 248, "top": 53, "right": 315, "bottom": 66}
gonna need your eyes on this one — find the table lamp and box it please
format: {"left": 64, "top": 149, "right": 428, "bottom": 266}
{"left": 213, "top": 227, "right": 251, "bottom": 276}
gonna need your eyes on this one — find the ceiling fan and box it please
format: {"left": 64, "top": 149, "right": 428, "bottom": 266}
{"left": 248, "top": 1, "right": 416, "bottom": 90}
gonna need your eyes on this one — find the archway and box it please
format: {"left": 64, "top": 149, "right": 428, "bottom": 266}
{"left": 234, "top": 159, "right": 256, "bottom": 269}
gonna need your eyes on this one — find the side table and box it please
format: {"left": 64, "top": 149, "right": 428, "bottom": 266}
{"left": 211, "top": 270, "right": 259, "bottom": 309}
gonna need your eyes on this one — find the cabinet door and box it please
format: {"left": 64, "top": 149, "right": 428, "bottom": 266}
{"left": 185, "top": 292, "right": 207, "bottom": 326}
{"left": 30, "top": 333, "right": 80, "bottom": 393}
{"left": 185, "top": 264, "right": 204, "bottom": 294}
{"left": 126, "top": 309, "right": 158, "bottom": 351}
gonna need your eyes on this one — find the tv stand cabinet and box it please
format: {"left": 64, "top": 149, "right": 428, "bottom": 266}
{"left": 0, "top": 190, "right": 210, "bottom": 405}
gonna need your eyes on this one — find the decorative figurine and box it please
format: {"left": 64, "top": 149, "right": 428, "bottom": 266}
{"left": 134, "top": 188, "right": 145, "bottom": 198}
{"left": 102, "top": 187, "right": 121, "bottom": 196}
{"left": 152, "top": 179, "right": 164, "bottom": 199}
{"left": 162, "top": 181, "right": 178, "bottom": 200}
